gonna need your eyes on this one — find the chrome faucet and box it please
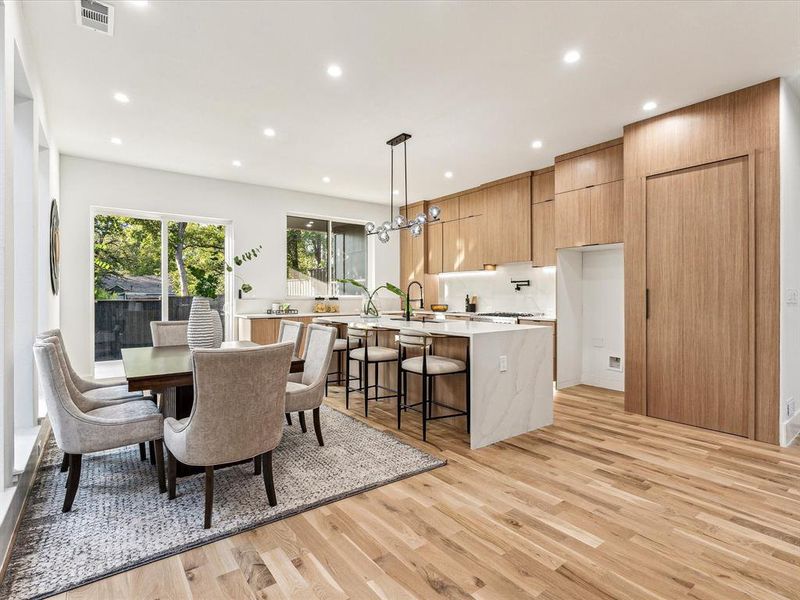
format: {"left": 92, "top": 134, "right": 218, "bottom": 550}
{"left": 405, "top": 281, "right": 424, "bottom": 321}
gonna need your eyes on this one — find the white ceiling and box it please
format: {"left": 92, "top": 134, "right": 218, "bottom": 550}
{"left": 24, "top": 1, "right": 800, "bottom": 204}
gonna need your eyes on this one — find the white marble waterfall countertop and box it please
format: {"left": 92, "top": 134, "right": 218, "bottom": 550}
{"left": 315, "top": 315, "right": 547, "bottom": 337}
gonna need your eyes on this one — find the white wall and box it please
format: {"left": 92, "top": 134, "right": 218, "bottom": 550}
{"left": 556, "top": 245, "right": 624, "bottom": 392}
{"left": 580, "top": 249, "right": 625, "bottom": 390}
{"left": 780, "top": 77, "right": 800, "bottom": 446}
{"left": 59, "top": 156, "right": 399, "bottom": 375}
{"left": 438, "top": 263, "right": 556, "bottom": 315}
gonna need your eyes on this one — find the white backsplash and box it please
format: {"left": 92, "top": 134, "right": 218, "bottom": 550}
{"left": 439, "top": 263, "right": 556, "bottom": 315}
{"left": 236, "top": 294, "right": 400, "bottom": 315}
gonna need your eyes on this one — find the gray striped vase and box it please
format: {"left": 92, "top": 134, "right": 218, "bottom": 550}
{"left": 187, "top": 297, "right": 216, "bottom": 349}
{"left": 210, "top": 310, "right": 223, "bottom": 348}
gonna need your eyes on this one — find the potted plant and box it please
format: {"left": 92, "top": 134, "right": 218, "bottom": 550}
{"left": 336, "top": 279, "right": 406, "bottom": 318}
{"left": 226, "top": 245, "right": 262, "bottom": 299}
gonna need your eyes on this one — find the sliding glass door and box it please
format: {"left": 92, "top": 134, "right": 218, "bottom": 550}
{"left": 93, "top": 212, "right": 229, "bottom": 367}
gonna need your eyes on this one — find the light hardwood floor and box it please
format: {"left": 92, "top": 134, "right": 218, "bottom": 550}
{"left": 52, "top": 385, "right": 800, "bottom": 600}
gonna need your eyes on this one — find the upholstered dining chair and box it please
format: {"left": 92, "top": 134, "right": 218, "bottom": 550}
{"left": 163, "top": 342, "right": 294, "bottom": 529}
{"left": 150, "top": 320, "right": 189, "bottom": 347}
{"left": 35, "top": 330, "right": 151, "bottom": 468}
{"left": 33, "top": 339, "right": 166, "bottom": 512}
{"left": 281, "top": 319, "right": 306, "bottom": 420}
{"left": 283, "top": 324, "right": 336, "bottom": 446}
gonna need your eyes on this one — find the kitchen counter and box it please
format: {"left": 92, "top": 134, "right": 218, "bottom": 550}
{"left": 316, "top": 315, "right": 554, "bottom": 449}
{"left": 237, "top": 312, "right": 360, "bottom": 320}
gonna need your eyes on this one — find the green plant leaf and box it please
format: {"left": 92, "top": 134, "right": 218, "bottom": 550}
{"left": 384, "top": 282, "right": 407, "bottom": 298}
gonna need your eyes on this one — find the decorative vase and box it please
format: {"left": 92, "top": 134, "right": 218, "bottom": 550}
{"left": 187, "top": 297, "right": 215, "bottom": 349}
{"left": 210, "top": 310, "right": 223, "bottom": 348}
{"left": 361, "top": 297, "right": 380, "bottom": 320}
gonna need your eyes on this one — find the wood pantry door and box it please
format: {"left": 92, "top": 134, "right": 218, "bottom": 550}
{"left": 645, "top": 156, "right": 752, "bottom": 436}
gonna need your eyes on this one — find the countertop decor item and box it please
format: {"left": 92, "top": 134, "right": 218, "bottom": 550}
{"left": 187, "top": 297, "right": 217, "bottom": 349}
{"left": 364, "top": 133, "right": 440, "bottom": 244}
{"left": 430, "top": 304, "right": 448, "bottom": 312}
{"left": 337, "top": 279, "right": 405, "bottom": 318}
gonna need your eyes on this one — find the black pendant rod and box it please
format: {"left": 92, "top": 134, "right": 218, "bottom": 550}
{"left": 404, "top": 138, "right": 408, "bottom": 219}
{"left": 390, "top": 143, "right": 394, "bottom": 223}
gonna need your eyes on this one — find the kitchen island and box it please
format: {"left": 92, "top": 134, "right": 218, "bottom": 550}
{"left": 317, "top": 315, "right": 553, "bottom": 449}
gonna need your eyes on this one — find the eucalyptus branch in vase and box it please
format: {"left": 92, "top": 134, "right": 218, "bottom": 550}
{"left": 336, "top": 279, "right": 406, "bottom": 317}
{"left": 226, "top": 245, "right": 263, "bottom": 298}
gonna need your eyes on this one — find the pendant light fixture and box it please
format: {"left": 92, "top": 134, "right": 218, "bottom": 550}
{"left": 365, "top": 133, "right": 440, "bottom": 243}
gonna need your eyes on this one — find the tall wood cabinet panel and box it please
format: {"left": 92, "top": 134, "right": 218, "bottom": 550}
{"left": 645, "top": 156, "right": 751, "bottom": 437}
{"left": 532, "top": 168, "right": 555, "bottom": 204}
{"left": 589, "top": 180, "right": 624, "bottom": 244}
{"left": 484, "top": 176, "right": 531, "bottom": 265}
{"left": 426, "top": 221, "right": 442, "bottom": 274}
{"left": 554, "top": 188, "right": 591, "bottom": 248}
{"left": 555, "top": 141, "right": 623, "bottom": 194}
{"left": 459, "top": 189, "right": 486, "bottom": 271}
{"left": 532, "top": 200, "right": 556, "bottom": 266}
{"left": 624, "top": 79, "right": 778, "bottom": 443}
{"left": 399, "top": 202, "right": 426, "bottom": 287}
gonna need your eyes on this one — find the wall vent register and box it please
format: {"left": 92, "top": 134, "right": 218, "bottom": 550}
{"left": 75, "top": 0, "right": 114, "bottom": 36}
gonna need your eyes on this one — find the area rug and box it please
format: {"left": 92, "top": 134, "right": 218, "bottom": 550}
{"left": 0, "top": 405, "right": 445, "bottom": 600}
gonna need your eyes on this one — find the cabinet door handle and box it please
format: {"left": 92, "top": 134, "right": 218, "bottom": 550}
{"left": 645, "top": 288, "right": 650, "bottom": 319}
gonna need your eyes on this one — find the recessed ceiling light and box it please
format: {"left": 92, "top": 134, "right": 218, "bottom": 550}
{"left": 531, "top": 140, "right": 543, "bottom": 149}
{"left": 444, "top": 171, "right": 453, "bottom": 179}
{"left": 232, "top": 160, "right": 242, "bottom": 167}
{"left": 110, "top": 137, "right": 122, "bottom": 145}
{"left": 322, "top": 176, "right": 331, "bottom": 183}
{"left": 327, "top": 64, "right": 343, "bottom": 78}
{"left": 263, "top": 127, "right": 276, "bottom": 137}
{"left": 113, "top": 92, "right": 130, "bottom": 104}
{"left": 563, "top": 50, "right": 581, "bottom": 64}
{"left": 642, "top": 100, "right": 658, "bottom": 111}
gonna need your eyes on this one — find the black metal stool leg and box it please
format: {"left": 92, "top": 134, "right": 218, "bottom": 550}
{"left": 345, "top": 349, "right": 351, "bottom": 409}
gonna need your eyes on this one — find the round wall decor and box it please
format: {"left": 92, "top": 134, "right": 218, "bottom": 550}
{"left": 49, "top": 199, "right": 60, "bottom": 294}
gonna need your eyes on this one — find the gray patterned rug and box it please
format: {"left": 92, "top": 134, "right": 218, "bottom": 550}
{"left": 0, "top": 405, "right": 444, "bottom": 600}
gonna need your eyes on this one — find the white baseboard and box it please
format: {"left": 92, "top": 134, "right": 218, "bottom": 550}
{"left": 580, "top": 372, "right": 625, "bottom": 392}
{"left": 556, "top": 377, "right": 581, "bottom": 390}
{"left": 782, "top": 409, "right": 800, "bottom": 447}
{"left": 0, "top": 420, "right": 50, "bottom": 578}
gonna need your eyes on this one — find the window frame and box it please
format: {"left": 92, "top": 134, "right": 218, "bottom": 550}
{"left": 285, "top": 213, "right": 370, "bottom": 299}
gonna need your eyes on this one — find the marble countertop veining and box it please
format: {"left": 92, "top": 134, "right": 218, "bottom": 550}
{"left": 314, "top": 315, "right": 550, "bottom": 338}
{"left": 236, "top": 312, "right": 361, "bottom": 320}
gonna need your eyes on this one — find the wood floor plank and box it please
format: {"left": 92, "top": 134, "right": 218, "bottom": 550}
{"left": 56, "top": 385, "right": 800, "bottom": 599}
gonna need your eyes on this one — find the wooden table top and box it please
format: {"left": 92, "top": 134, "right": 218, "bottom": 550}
{"left": 122, "top": 342, "right": 304, "bottom": 391}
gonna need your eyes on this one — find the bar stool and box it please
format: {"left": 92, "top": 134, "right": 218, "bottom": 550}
{"left": 312, "top": 318, "right": 360, "bottom": 395}
{"left": 345, "top": 325, "right": 398, "bottom": 417}
{"left": 396, "top": 329, "right": 470, "bottom": 442}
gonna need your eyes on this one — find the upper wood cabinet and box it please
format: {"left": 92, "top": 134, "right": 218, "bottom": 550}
{"left": 438, "top": 197, "right": 461, "bottom": 273}
{"left": 484, "top": 176, "right": 531, "bottom": 265}
{"left": 426, "top": 221, "right": 442, "bottom": 274}
{"left": 532, "top": 168, "right": 555, "bottom": 204}
{"left": 532, "top": 200, "right": 556, "bottom": 266}
{"left": 400, "top": 202, "right": 426, "bottom": 286}
{"left": 554, "top": 141, "right": 623, "bottom": 194}
{"left": 555, "top": 180, "right": 623, "bottom": 248}
{"left": 459, "top": 189, "right": 486, "bottom": 271}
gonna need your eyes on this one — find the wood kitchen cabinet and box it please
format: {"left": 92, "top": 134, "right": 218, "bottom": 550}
{"left": 555, "top": 187, "right": 591, "bottom": 248}
{"left": 532, "top": 167, "right": 555, "bottom": 204}
{"left": 459, "top": 189, "right": 486, "bottom": 271}
{"left": 400, "top": 202, "right": 426, "bottom": 287}
{"left": 532, "top": 200, "right": 556, "bottom": 266}
{"left": 426, "top": 221, "right": 442, "bottom": 274}
{"left": 590, "top": 180, "right": 624, "bottom": 244}
{"left": 439, "top": 197, "right": 461, "bottom": 272}
{"left": 554, "top": 140, "right": 623, "bottom": 194}
{"left": 484, "top": 176, "right": 531, "bottom": 265}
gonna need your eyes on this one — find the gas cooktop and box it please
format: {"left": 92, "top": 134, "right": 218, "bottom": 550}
{"left": 475, "top": 311, "right": 547, "bottom": 318}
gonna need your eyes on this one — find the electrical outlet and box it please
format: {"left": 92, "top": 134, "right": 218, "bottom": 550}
{"left": 787, "top": 289, "right": 799, "bottom": 306}
{"left": 499, "top": 355, "right": 508, "bottom": 372}
{"left": 592, "top": 337, "right": 604, "bottom": 348}
{"left": 788, "top": 397, "right": 797, "bottom": 418}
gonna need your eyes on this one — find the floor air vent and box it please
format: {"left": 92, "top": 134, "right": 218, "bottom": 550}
{"left": 75, "top": 0, "right": 114, "bottom": 36}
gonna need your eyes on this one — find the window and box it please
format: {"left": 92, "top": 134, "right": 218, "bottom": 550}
{"left": 286, "top": 216, "right": 367, "bottom": 296}
{"left": 92, "top": 210, "right": 230, "bottom": 373}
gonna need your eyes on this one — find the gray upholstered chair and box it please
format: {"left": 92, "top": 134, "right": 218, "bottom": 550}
{"left": 284, "top": 324, "right": 336, "bottom": 445}
{"left": 33, "top": 339, "right": 166, "bottom": 512}
{"left": 36, "top": 330, "right": 152, "bottom": 467}
{"left": 150, "top": 320, "right": 189, "bottom": 347}
{"left": 163, "top": 342, "right": 294, "bottom": 528}
{"left": 278, "top": 320, "right": 304, "bottom": 355}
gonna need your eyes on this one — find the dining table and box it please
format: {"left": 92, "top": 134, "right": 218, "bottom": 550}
{"left": 121, "top": 341, "right": 305, "bottom": 476}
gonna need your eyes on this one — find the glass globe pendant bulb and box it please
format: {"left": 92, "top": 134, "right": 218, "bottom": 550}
{"left": 365, "top": 221, "right": 376, "bottom": 233}
{"left": 381, "top": 220, "right": 392, "bottom": 232}
{"left": 415, "top": 212, "right": 427, "bottom": 224}
{"left": 428, "top": 205, "right": 441, "bottom": 220}
{"left": 393, "top": 214, "right": 407, "bottom": 229}
{"left": 410, "top": 222, "right": 423, "bottom": 237}
{"left": 378, "top": 229, "right": 391, "bottom": 243}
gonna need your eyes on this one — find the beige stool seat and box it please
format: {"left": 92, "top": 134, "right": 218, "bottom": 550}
{"left": 350, "top": 346, "right": 398, "bottom": 363}
{"left": 333, "top": 338, "right": 357, "bottom": 351}
{"left": 402, "top": 355, "right": 466, "bottom": 375}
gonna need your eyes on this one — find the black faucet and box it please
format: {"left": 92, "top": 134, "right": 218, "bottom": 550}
{"left": 405, "top": 280, "right": 424, "bottom": 321}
